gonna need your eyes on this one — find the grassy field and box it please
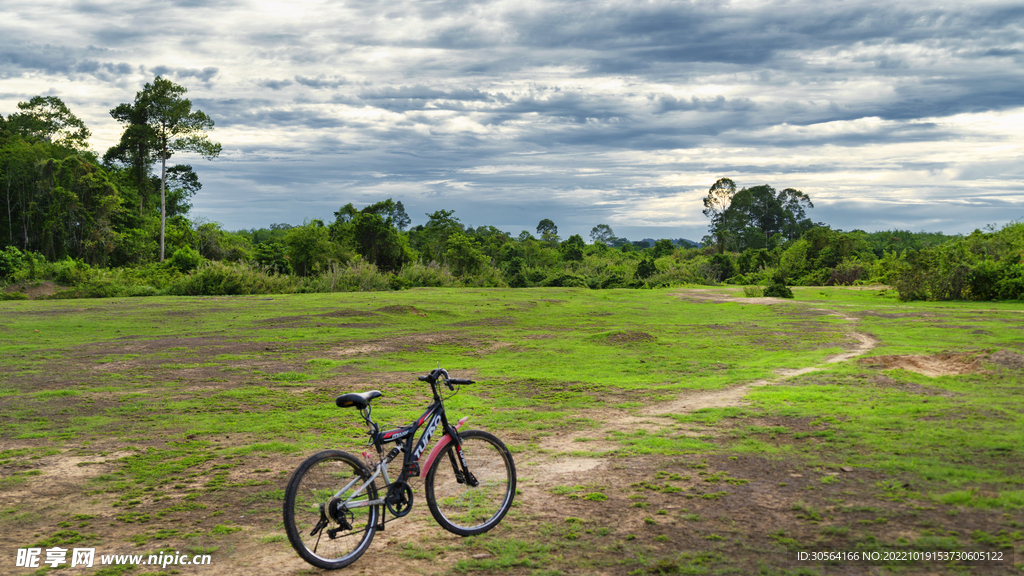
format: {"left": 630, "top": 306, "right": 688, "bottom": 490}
{"left": 0, "top": 286, "right": 1022, "bottom": 575}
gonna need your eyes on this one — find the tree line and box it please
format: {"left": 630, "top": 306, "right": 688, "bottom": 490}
{"left": 1, "top": 83, "right": 1021, "bottom": 301}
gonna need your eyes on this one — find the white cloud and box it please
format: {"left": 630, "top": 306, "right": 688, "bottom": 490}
{"left": 2, "top": 0, "right": 1022, "bottom": 238}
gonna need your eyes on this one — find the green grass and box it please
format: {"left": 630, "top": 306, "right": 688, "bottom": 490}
{"left": 1, "top": 286, "right": 1023, "bottom": 574}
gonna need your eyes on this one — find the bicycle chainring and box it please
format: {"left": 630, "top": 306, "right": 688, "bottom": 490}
{"left": 385, "top": 481, "right": 414, "bottom": 517}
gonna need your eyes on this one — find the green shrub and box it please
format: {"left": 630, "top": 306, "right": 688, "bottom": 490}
{"left": 252, "top": 242, "right": 291, "bottom": 275}
{"left": 742, "top": 286, "right": 763, "bottom": 297}
{"left": 395, "top": 262, "right": 456, "bottom": 288}
{"left": 708, "top": 253, "right": 738, "bottom": 281}
{"left": 0, "top": 291, "right": 28, "bottom": 301}
{"left": 764, "top": 283, "right": 794, "bottom": 298}
{"left": 169, "top": 246, "right": 204, "bottom": 273}
{"left": 311, "top": 260, "right": 391, "bottom": 292}
{"left": 0, "top": 246, "right": 25, "bottom": 278}
{"left": 48, "top": 258, "right": 95, "bottom": 285}
{"left": 894, "top": 222, "right": 1024, "bottom": 301}
{"left": 169, "top": 261, "right": 298, "bottom": 296}
{"left": 539, "top": 271, "right": 589, "bottom": 288}
{"left": 635, "top": 255, "right": 657, "bottom": 280}
{"left": 829, "top": 257, "right": 867, "bottom": 286}
{"left": 457, "top": 264, "right": 508, "bottom": 288}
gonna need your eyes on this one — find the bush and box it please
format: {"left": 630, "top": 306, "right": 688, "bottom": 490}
{"left": 444, "top": 233, "right": 488, "bottom": 276}
{"left": 169, "top": 246, "right": 204, "bottom": 273}
{"left": 644, "top": 265, "right": 702, "bottom": 287}
{"left": 168, "top": 261, "right": 298, "bottom": 296}
{"left": 310, "top": 260, "right": 391, "bottom": 292}
{"left": 708, "top": 253, "right": 738, "bottom": 282}
{"left": 635, "top": 255, "right": 657, "bottom": 279}
{"left": 561, "top": 235, "right": 586, "bottom": 262}
{"left": 252, "top": 242, "right": 291, "bottom": 274}
{"left": 395, "top": 262, "right": 456, "bottom": 288}
{"left": 46, "top": 257, "right": 95, "bottom": 285}
{"left": 763, "top": 283, "right": 794, "bottom": 298}
{"left": 457, "top": 264, "right": 508, "bottom": 288}
{"left": 742, "top": 286, "right": 764, "bottom": 297}
{"left": 539, "top": 271, "right": 589, "bottom": 288}
{"left": 893, "top": 223, "right": 1024, "bottom": 301}
{"left": 829, "top": 257, "right": 867, "bottom": 286}
{"left": 0, "top": 246, "right": 25, "bottom": 278}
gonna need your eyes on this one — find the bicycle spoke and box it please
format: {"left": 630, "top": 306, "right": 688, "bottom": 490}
{"left": 426, "top": 431, "right": 516, "bottom": 535}
{"left": 284, "top": 451, "right": 378, "bottom": 569}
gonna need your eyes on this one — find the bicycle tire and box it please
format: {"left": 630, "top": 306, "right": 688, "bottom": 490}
{"left": 425, "top": 429, "right": 516, "bottom": 536}
{"left": 283, "top": 450, "right": 378, "bottom": 569}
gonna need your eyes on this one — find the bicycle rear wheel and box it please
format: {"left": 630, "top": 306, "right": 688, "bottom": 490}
{"left": 425, "top": 429, "right": 516, "bottom": 536}
{"left": 283, "top": 450, "right": 378, "bottom": 569}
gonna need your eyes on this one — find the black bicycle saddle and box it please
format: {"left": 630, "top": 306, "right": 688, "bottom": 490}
{"left": 335, "top": 390, "right": 383, "bottom": 410}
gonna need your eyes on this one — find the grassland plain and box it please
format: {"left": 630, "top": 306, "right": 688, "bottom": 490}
{"left": 0, "top": 286, "right": 1021, "bottom": 576}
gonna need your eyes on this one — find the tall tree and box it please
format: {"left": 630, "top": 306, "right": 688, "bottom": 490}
{"left": 105, "top": 99, "right": 158, "bottom": 213}
{"left": 6, "top": 96, "right": 91, "bottom": 152}
{"left": 111, "top": 77, "right": 221, "bottom": 260}
{"left": 702, "top": 177, "right": 736, "bottom": 254}
{"left": 351, "top": 211, "right": 413, "bottom": 273}
{"left": 536, "top": 218, "right": 559, "bottom": 245}
{"left": 394, "top": 201, "right": 411, "bottom": 232}
{"left": 590, "top": 224, "right": 614, "bottom": 243}
{"left": 726, "top": 185, "right": 813, "bottom": 247}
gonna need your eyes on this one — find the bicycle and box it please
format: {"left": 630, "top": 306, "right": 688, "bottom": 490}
{"left": 283, "top": 367, "right": 517, "bottom": 570}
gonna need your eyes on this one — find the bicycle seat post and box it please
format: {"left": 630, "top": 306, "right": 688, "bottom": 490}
{"left": 360, "top": 404, "right": 382, "bottom": 453}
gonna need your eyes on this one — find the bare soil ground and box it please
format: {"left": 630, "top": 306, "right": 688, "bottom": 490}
{"left": 1, "top": 291, "right": 1021, "bottom": 576}
{"left": 2, "top": 281, "right": 61, "bottom": 299}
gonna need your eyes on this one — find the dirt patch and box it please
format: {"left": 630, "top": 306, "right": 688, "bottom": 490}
{"left": 3, "top": 280, "right": 62, "bottom": 299}
{"left": 860, "top": 353, "right": 982, "bottom": 377}
{"left": 535, "top": 456, "right": 604, "bottom": 475}
{"left": 376, "top": 305, "right": 426, "bottom": 315}
{"left": 672, "top": 288, "right": 796, "bottom": 305}
{"left": 989, "top": 349, "right": 1024, "bottom": 370}
{"left": 452, "top": 317, "right": 515, "bottom": 327}
{"left": 329, "top": 343, "right": 393, "bottom": 357}
{"left": 606, "top": 331, "right": 656, "bottom": 344}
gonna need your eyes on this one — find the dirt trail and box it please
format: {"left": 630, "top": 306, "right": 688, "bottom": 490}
{"left": 645, "top": 330, "right": 876, "bottom": 417}
{"left": 537, "top": 299, "right": 879, "bottom": 475}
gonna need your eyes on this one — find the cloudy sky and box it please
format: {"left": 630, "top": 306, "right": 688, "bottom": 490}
{"left": 2, "top": 0, "right": 1023, "bottom": 241}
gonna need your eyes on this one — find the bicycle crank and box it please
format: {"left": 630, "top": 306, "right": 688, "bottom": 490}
{"left": 385, "top": 480, "right": 413, "bottom": 517}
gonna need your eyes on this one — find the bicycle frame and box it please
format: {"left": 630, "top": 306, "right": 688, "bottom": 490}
{"left": 333, "top": 413, "right": 469, "bottom": 510}
{"left": 338, "top": 374, "right": 473, "bottom": 511}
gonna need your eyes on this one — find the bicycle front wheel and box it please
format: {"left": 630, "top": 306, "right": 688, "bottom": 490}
{"left": 283, "top": 450, "right": 378, "bottom": 569}
{"left": 425, "top": 429, "right": 516, "bottom": 536}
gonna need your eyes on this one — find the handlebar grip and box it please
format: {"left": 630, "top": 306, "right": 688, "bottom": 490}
{"left": 448, "top": 378, "right": 474, "bottom": 385}
{"left": 418, "top": 375, "right": 429, "bottom": 381}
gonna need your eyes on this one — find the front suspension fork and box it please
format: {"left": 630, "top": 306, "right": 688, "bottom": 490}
{"left": 445, "top": 429, "right": 478, "bottom": 487}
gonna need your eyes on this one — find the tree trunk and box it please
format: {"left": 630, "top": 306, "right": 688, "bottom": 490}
{"left": 5, "top": 178, "right": 13, "bottom": 246}
{"left": 160, "top": 151, "right": 166, "bottom": 261}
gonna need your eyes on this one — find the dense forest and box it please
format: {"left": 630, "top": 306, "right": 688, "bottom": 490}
{"left": 2, "top": 80, "right": 1022, "bottom": 301}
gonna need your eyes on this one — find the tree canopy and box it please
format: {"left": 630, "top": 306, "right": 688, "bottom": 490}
{"left": 5, "top": 96, "right": 92, "bottom": 152}
{"left": 108, "top": 76, "right": 221, "bottom": 260}
{"left": 703, "top": 178, "right": 814, "bottom": 253}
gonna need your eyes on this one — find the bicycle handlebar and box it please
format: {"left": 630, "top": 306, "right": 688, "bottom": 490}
{"left": 417, "top": 368, "right": 474, "bottom": 390}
